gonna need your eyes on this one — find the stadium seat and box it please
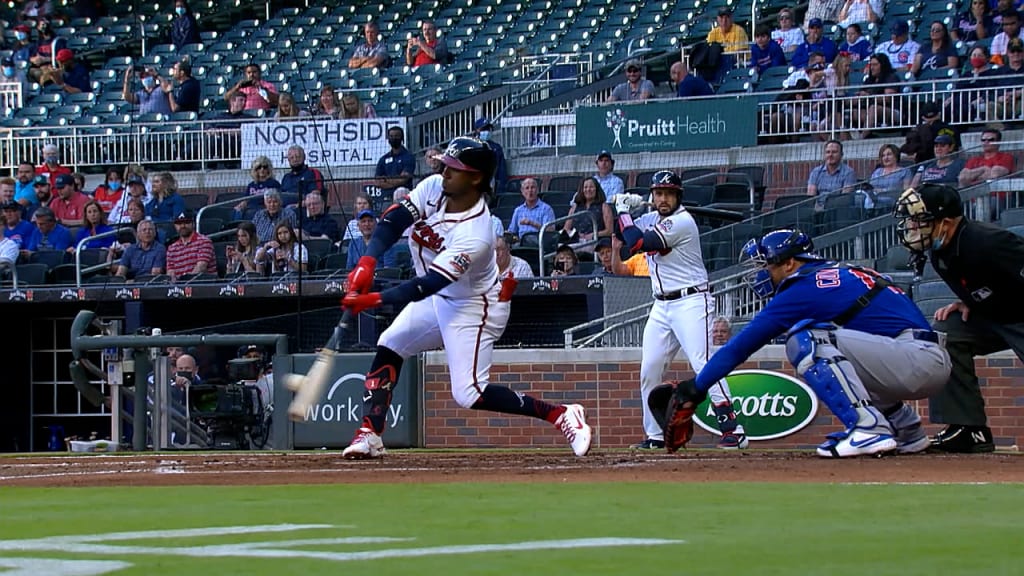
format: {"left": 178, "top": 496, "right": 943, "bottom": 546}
{"left": 15, "top": 263, "right": 49, "bottom": 286}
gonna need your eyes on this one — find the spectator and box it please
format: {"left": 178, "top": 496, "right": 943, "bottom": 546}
{"left": 671, "top": 60, "right": 714, "bottom": 96}
{"left": 771, "top": 8, "right": 804, "bottom": 55}
{"left": 867, "top": 143, "right": 912, "bottom": 209}
{"left": 952, "top": 0, "right": 994, "bottom": 42}
{"left": 959, "top": 128, "right": 1015, "bottom": 187}
{"left": 300, "top": 191, "right": 340, "bottom": 242}
{"left": 707, "top": 7, "right": 749, "bottom": 52}
{"left": 991, "top": 9, "right": 1024, "bottom": 65}
{"left": 170, "top": 0, "right": 200, "bottom": 50}
{"left": 257, "top": 223, "right": 307, "bottom": 274}
{"left": 855, "top": 53, "right": 903, "bottom": 139}
{"left": 72, "top": 173, "right": 87, "bottom": 195}
{"left": 392, "top": 187, "right": 410, "bottom": 203}
{"left": 225, "top": 63, "right": 278, "bottom": 111}
{"left": 233, "top": 155, "right": 281, "bottom": 218}
{"left": 875, "top": 21, "right": 920, "bottom": 71}
{"left": 594, "top": 150, "right": 624, "bottom": 200}
{"left": 25, "top": 206, "right": 72, "bottom": 254}
{"left": 349, "top": 22, "right": 390, "bottom": 69}
{"left": 114, "top": 219, "right": 165, "bottom": 279}
{"left": 28, "top": 175, "right": 52, "bottom": 216}
{"left": 0, "top": 178, "right": 13, "bottom": 207}
{"left": 563, "top": 177, "right": 613, "bottom": 244}
{"left": 10, "top": 25, "right": 32, "bottom": 64}
{"left": 837, "top": 0, "right": 884, "bottom": 28}
{"left": 163, "top": 58, "right": 200, "bottom": 113}
{"left": 122, "top": 65, "right": 171, "bottom": 116}
{"left": 26, "top": 20, "right": 66, "bottom": 83}
{"left": 592, "top": 237, "right": 614, "bottom": 275}
{"left": 712, "top": 316, "right": 733, "bottom": 345}
{"left": 340, "top": 92, "right": 376, "bottom": 119}
{"left": 838, "top": 23, "right": 873, "bottom": 62}
{"left": 74, "top": 200, "right": 115, "bottom": 250}
{"left": 607, "top": 58, "right": 655, "bottom": 102}
{"left": 109, "top": 176, "right": 148, "bottom": 225}
{"left": 406, "top": 20, "right": 449, "bottom": 66}
{"left": 946, "top": 45, "right": 999, "bottom": 123}
{"left": 1, "top": 55, "right": 29, "bottom": 95}
{"left": 550, "top": 244, "right": 578, "bottom": 276}
{"left": 611, "top": 236, "right": 650, "bottom": 276}
{"left": 490, "top": 214, "right": 505, "bottom": 238}
{"left": 252, "top": 189, "right": 297, "bottom": 244}
{"left": 495, "top": 234, "right": 533, "bottom": 278}
{"left": 313, "top": 85, "right": 341, "bottom": 118}
{"left": 280, "top": 145, "right": 325, "bottom": 200}
{"left": 147, "top": 172, "right": 185, "bottom": 223}
{"left": 274, "top": 92, "right": 309, "bottom": 119}
{"left": 507, "top": 178, "right": 555, "bottom": 237}
{"left": 92, "top": 168, "right": 124, "bottom": 214}
{"left": 751, "top": 25, "right": 786, "bottom": 74}
{"left": 0, "top": 236, "right": 17, "bottom": 264}
{"left": 783, "top": 52, "right": 828, "bottom": 89}
{"left": 901, "top": 101, "right": 960, "bottom": 164}
{"left": 224, "top": 221, "right": 259, "bottom": 275}
{"left": 2, "top": 200, "right": 34, "bottom": 250}
{"left": 374, "top": 126, "right": 415, "bottom": 200}
{"left": 207, "top": 92, "right": 247, "bottom": 165}
{"left": 19, "top": 0, "right": 53, "bottom": 23}
{"left": 14, "top": 162, "right": 36, "bottom": 207}
{"left": 165, "top": 210, "right": 215, "bottom": 280}
{"left": 49, "top": 173, "right": 88, "bottom": 226}
{"left": 343, "top": 193, "right": 372, "bottom": 241}
{"left": 35, "top": 142, "right": 71, "bottom": 189}
{"left": 346, "top": 209, "right": 397, "bottom": 269}
{"left": 424, "top": 146, "right": 444, "bottom": 174}
{"left": 803, "top": 0, "right": 844, "bottom": 30}
{"left": 815, "top": 54, "right": 854, "bottom": 135}
{"left": 792, "top": 18, "right": 838, "bottom": 68}
{"left": 911, "top": 132, "right": 966, "bottom": 187}
{"left": 807, "top": 139, "right": 857, "bottom": 207}
{"left": 987, "top": 39, "right": 1024, "bottom": 122}
{"left": 40, "top": 48, "right": 89, "bottom": 93}
{"left": 472, "top": 118, "right": 508, "bottom": 194}
{"left": 912, "top": 21, "right": 959, "bottom": 77}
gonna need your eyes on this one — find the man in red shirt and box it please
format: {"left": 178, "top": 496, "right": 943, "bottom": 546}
{"left": 224, "top": 63, "right": 279, "bottom": 111}
{"left": 36, "top": 143, "right": 71, "bottom": 188}
{"left": 405, "top": 20, "right": 449, "bottom": 66}
{"left": 958, "top": 128, "right": 1015, "bottom": 187}
{"left": 48, "top": 173, "right": 89, "bottom": 226}
{"left": 166, "top": 210, "right": 216, "bottom": 281}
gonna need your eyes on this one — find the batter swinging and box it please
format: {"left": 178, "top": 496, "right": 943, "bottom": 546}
{"left": 617, "top": 170, "right": 747, "bottom": 450}
{"left": 339, "top": 137, "right": 592, "bottom": 459}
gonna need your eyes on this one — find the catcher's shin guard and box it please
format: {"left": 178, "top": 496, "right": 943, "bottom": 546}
{"left": 648, "top": 383, "right": 674, "bottom": 433}
{"left": 663, "top": 379, "right": 708, "bottom": 453}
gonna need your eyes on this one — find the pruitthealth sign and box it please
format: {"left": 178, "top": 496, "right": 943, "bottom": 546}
{"left": 241, "top": 117, "right": 406, "bottom": 168}
{"left": 694, "top": 370, "right": 819, "bottom": 441}
{"left": 575, "top": 98, "right": 756, "bottom": 154}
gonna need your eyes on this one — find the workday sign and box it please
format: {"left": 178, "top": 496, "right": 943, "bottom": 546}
{"left": 694, "top": 370, "right": 819, "bottom": 441}
{"left": 575, "top": 98, "right": 756, "bottom": 154}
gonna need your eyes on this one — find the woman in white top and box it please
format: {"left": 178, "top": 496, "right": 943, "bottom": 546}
{"left": 771, "top": 9, "right": 805, "bottom": 54}
{"left": 257, "top": 223, "right": 308, "bottom": 273}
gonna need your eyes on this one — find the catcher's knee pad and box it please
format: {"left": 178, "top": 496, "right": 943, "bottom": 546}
{"left": 785, "top": 322, "right": 862, "bottom": 430}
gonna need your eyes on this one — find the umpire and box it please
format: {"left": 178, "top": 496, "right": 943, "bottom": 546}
{"left": 895, "top": 183, "right": 1024, "bottom": 453}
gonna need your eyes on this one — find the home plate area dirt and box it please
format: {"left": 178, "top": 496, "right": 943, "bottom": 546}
{"left": 1, "top": 450, "right": 1021, "bottom": 487}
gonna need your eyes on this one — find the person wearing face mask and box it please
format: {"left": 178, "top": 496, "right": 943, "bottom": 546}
{"left": 471, "top": 118, "right": 507, "bottom": 195}
{"left": 35, "top": 143, "right": 71, "bottom": 189}
{"left": 92, "top": 168, "right": 125, "bottom": 213}
{"left": 10, "top": 25, "right": 33, "bottom": 63}
{"left": 279, "top": 145, "right": 325, "bottom": 201}
{"left": 374, "top": 126, "right": 415, "bottom": 202}
{"left": 894, "top": 184, "right": 1024, "bottom": 453}
{"left": 170, "top": 0, "right": 200, "bottom": 50}
{"left": 122, "top": 65, "right": 171, "bottom": 116}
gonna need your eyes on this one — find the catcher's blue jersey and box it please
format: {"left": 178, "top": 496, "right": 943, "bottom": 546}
{"left": 696, "top": 261, "right": 931, "bottom": 390}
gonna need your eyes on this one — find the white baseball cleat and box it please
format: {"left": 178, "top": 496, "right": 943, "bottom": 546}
{"left": 816, "top": 428, "right": 896, "bottom": 458}
{"left": 555, "top": 404, "right": 592, "bottom": 457}
{"left": 342, "top": 427, "right": 386, "bottom": 460}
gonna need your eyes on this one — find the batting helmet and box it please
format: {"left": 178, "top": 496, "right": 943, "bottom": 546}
{"left": 893, "top": 184, "right": 963, "bottom": 252}
{"left": 650, "top": 170, "right": 682, "bottom": 191}
{"left": 440, "top": 137, "right": 496, "bottom": 181}
{"left": 740, "top": 228, "right": 824, "bottom": 298}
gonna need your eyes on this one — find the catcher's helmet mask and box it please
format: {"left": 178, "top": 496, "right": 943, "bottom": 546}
{"left": 740, "top": 228, "right": 824, "bottom": 299}
{"left": 894, "top": 184, "right": 962, "bottom": 253}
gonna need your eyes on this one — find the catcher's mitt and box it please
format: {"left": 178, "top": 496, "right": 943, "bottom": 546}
{"left": 664, "top": 378, "right": 707, "bottom": 453}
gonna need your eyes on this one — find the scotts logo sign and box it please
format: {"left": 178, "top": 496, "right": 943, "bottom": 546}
{"left": 694, "top": 370, "right": 819, "bottom": 440}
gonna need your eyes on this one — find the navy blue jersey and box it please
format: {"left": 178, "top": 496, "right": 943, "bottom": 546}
{"left": 696, "top": 261, "right": 930, "bottom": 389}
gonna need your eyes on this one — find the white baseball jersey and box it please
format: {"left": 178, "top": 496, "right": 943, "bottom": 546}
{"left": 404, "top": 174, "right": 500, "bottom": 299}
{"left": 634, "top": 207, "right": 708, "bottom": 295}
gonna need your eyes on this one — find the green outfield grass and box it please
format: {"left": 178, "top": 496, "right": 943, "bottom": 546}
{"left": 0, "top": 482, "right": 1020, "bottom": 576}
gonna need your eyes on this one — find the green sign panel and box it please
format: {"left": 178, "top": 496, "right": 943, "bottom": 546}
{"left": 694, "top": 370, "right": 819, "bottom": 441}
{"left": 575, "top": 97, "right": 757, "bottom": 154}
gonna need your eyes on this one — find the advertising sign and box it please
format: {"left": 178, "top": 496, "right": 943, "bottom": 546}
{"left": 242, "top": 117, "right": 407, "bottom": 168}
{"left": 694, "top": 370, "right": 819, "bottom": 441}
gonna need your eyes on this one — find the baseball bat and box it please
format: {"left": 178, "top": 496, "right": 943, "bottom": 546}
{"left": 286, "top": 310, "right": 355, "bottom": 422}
{"left": 681, "top": 205, "right": 746, "bottom": 222}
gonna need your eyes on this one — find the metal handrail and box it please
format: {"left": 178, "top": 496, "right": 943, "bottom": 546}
{"left": 0, "top": 259, "right": 17, "bottom": 290}
{"left": 563, "top": 301, "right": 651, "bottom": 348}
{"left": 74, "top": 228, "right": 124, "bottom": 288}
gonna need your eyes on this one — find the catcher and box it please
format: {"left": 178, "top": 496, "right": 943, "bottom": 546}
{"left": 650, "top": 228, "right": 950, "bottom": 457}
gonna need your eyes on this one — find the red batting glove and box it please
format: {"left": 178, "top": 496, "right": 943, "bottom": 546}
{"left": 346, "top": 255, "right": 377, "bottom": 294}
{"left": 342, "top": 291, "right": 383, "bottom": 315}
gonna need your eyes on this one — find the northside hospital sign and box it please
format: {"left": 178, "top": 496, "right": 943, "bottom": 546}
{"left": 241, "top": 118, "right": 407, "bottom": 168}
{"left": 575, "top": 98, "right": 756, "bottom": 154}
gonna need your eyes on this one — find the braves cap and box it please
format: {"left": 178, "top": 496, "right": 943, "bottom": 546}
{"left": 597, "top": 150, "right": 614, "bottom": 162}
{"left": 33, "top": 175, "right": 49, "bottom": 186}
{"left": 54, "top": 174, "right": 74, "bottom": 188}
{"left": 174, "top": 209, "right": 195, "bottom": 222}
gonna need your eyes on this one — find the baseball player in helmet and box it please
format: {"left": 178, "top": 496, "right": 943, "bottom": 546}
{"left": 654, "top": 228, "right": 951, "bottom": 457}
{"left": 616, "top": 170, "right": 747, "bottom": 451}
{"left": 339, "top": 137, "right": 592, "bottom": 459}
